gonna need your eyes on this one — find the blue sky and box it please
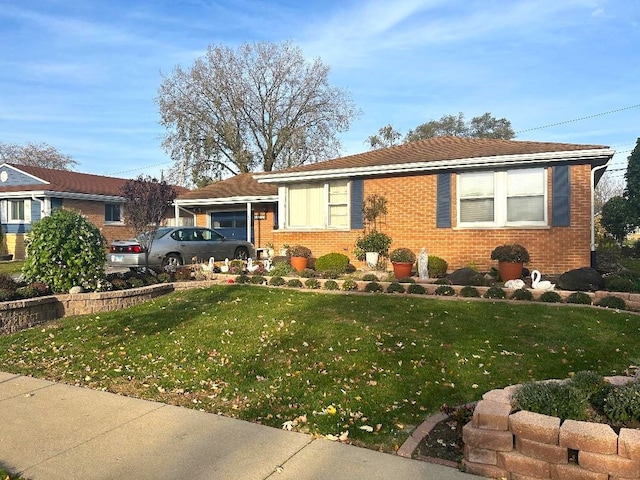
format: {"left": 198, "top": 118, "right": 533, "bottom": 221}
{"left": 1, "top": 0, "right": 638, "bottom": 183}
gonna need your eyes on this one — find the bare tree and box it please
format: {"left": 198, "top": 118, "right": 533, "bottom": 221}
{"left": 595, "top": 172, "right": 625, "bottom": 213}
{"left": 121, "top": 176, "right": 177, "bottom": 269}
{"left": 0, "top": 142, "right": 77, "bottom": 170}
{"left": 366, "top": 124, "right": 402, "bottom": 150}
{"left": 157, "top": 41, "right": 358, "bottom": 186}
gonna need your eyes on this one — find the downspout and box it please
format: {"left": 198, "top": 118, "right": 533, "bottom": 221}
{"left": 590, "top": 160, "right": 612, "bottom": 268}
{"left": 246, "top": 202, "right": 252, "bottom": 243}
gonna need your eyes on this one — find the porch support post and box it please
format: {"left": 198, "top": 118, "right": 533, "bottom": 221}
{"left": 246, "top": 202, "right": 252, "bottom": 242}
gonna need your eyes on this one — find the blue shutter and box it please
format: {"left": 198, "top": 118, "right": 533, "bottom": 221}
{"left": 552, "top": 166, "right": 570, "bottom": 226}
{"left": 350, "top": 178, "right": 364, "bottom": 230}
{"left": 437, "top": 173, "right": 451, "bottom": 228}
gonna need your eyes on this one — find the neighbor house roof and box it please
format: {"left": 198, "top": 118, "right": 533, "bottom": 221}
{"left": 0, "top": 163, "right": 187, "bottom": 199}
{"left": 255, "top": 136, "right": 615, "bottom": 183}
{"left": 177, "top": 173, "right": 277, "bottom": 205}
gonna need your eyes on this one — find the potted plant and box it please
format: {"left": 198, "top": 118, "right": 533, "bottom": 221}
{"left": 390, "top": 247, "right": 416, "bottom": 279}
{"left": 355, "top": 230, "right": 392, "bottom": 268}
{"left": 490, "top": 243, "right": 530, "bottom": 282}
{"left": 288, "top": 245, "right": 312, "bottom": 272}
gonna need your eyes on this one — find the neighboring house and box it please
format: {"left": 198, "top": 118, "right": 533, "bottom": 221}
{"left": 174, "top": 136, "right": 615, "bottom": 274}
{"left": 0, "top": 163, "right": 185, "bottom": 259}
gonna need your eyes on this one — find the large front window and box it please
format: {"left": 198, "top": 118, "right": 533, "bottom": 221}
{"left": 105, "top": 203, "right": 122, "bottom": 223}
{"left": 6, "top": 199, "right": 31, "bottom": 223}
{"left": 458, "top": 168, "right": 546, "bottom": 227}
{"left": 287, "top": 180, "right": 349, "bottom": 229}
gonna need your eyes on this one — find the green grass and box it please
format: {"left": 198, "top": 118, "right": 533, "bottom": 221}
{"left": 0, "top": 466, "right": 27, "bottom": 479}
{"left": 0, "top": 285, "right": 638, "bottom": 452}
{"left": 0, "top": 261, "right": 23, "bottom": 276}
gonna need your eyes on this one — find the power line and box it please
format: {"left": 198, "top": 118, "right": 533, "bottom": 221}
{"left": 516, "top": 104, "right": 640, "bottom": 134}
{"left": 105, "top": 160, "right": 173, "bottom": 176}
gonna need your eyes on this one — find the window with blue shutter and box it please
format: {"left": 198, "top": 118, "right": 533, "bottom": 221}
{"left": 552, "top": 165, "right": 570, "bottom": 226}
{"left": 437, "top": 173, "right": 451, "bottom": 228}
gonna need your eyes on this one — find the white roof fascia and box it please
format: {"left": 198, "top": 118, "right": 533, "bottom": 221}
{"left": 0, "top": 163, "right": 50, "bottom": 184}
{"left": 0, "top": 190, "right": 125, "bottom": 203}
{"left": 255, "top": 148, "right": 615, "bottom": 183}
{"left": 175, "top": 195, "right": 279, "bottom": 207}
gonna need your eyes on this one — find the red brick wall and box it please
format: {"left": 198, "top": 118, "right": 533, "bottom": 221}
{"left": 258, "top": 165, "right": 593, "bottom": 274}
{"left": 63, "top": 200, "right": 136, "bottom": 248}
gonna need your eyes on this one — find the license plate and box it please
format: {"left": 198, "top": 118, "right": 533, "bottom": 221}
{"left": 111, "top": 255, "right": 124, "bottom": 262}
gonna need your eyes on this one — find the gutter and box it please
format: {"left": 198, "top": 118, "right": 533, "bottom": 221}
{"left": 591, "top": 160, "right": 612, "bottom": 267}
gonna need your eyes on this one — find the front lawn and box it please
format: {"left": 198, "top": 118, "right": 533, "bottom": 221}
{"left": 0, "top": 285, "right": 638, "bottom": 451}
{"left": 0, "top": 261, "right": 23, "bottom": 276}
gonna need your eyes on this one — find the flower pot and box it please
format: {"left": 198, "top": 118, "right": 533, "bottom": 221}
{"left": 365, "top": 252, "right": 379, "bottom": 268}
{"left": 290, "top": 256, "right": 308, "bottom": 272}
{"left": 392, "top": 261, "right": 413, "bottom": 280}
{"left": 498, "top": 261, "right": 523, "bottom": 282}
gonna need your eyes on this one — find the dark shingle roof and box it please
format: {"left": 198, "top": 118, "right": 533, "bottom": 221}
{"left": 258, "top": 136, "right": 610, "bottom": 175}
{"left": 178, "top": 173, "right": 277, "bottom": 200}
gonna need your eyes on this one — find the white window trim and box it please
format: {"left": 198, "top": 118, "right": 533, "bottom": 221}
{"left": 457, "top": 169, "right": 548, "bottom": 228}
{"left": 281, "top": 180, "right": 351, "bottom": 231}
{"left": 3, "top": 199, "right": 31, "bottom": 224}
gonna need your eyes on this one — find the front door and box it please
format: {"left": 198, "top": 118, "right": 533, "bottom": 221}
{"left": 211, "top": 211, "right": 248, "bottom": 241}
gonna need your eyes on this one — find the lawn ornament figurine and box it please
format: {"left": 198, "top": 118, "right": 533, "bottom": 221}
{"left": 418, "top": 247, "right": 429, "bottom": 280}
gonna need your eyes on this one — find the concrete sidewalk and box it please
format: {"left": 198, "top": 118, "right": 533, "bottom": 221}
{"left": 0, "top": 372, "right": 478, "bottom": 480}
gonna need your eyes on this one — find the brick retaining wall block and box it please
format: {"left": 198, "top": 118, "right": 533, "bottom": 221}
{"left": 497, "top": 450, "right": 551, "bottom": 478}
{"left": 472, "top": 399, "right": 513, "bottom": 431}
{"left": 516, "top": 436, "right": 568, "bottom": 464}
{"left": 578, "top": 451, "right": 640, "bottom": 478}
{"left": 550, "top": 463, "right": 608, "bottom": 480}
{"left": 510, "top": 410, "right": 561, "bottom": 445}
{"left": 461, "top": 459, "right": 508, "bottom": 479}
{"left": 620, "top": 429, "right": 640, "bottom": 461}
{"left": 462, "top": 422, "right": 514, "bottom": 451}
{"left": 559, "top": 420, "right": 618, "bottom": 455}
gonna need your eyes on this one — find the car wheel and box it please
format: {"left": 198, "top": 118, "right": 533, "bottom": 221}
{"left": 234, "top": 247, "right": 249, "bottom": 260}
{"left": 162, "top": 253, "right": 183, "bottom": 267}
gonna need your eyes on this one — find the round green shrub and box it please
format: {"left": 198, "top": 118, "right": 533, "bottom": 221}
{"left": 435, "top": 278, "right": 451, "bottom": 285}
{"left": 320, "top": 269, "right": 340, "bottom": 279}
{"left": 314, "top": 253, "right": 350, "bottom": 274}
{"left": 428, "top": 256, "right": 448, "bottom": 278}
{"left": 22, "top": 209, "right": 106, "bottom": 293}
{"left": 269, "top": 276, "right": 285, "bottom": 286}
{"left": 109, "top": 278, "right": 128, "bottom": 290}
{"left": 304, "top": 278, "right": 320, "bottom": 289}
{"left": 398, "top": 277, "right": 416, "bottom": 283}
{"left": 361, "top": 273, "right": 378, "bottom": 282}
{"left": 407, "top": 283, "right": 426, "bottom": 294}
{"left": 511, "top": 288, "right": 533, "bottom": 301}
{"left": 435, "top": 285, "right": 455, "bottom": 296}
{"left": 127, "top": 278, "right": 144, "bottom": 288}
{"left": 286, "top": 278, "right": 303, "bottom": 288}
{"left": 342, "top": 279, "right": 358, "bottom": 291}
{"left": 0, "top": 288, "right": 15, "bottom": 302}
{"left": 364, "top": 281, "right": 383, "bottom": 293}
{"left": 0, "top": 274, "right": 18, "bottom": 292}
{"left": 513, "top": 381, "right": 590, "bottom": 421}
{"left": 386, "top": 282, "right": 405, "bottom": 293}
{"left": 250, "top": 275, "right": 267, "bottom": 285}
{"left": 604, "top": 381, "right": 640, "bottom": 424}
{"left": 539, "top": 291, "right": 562, "bottom": 303}
{"left": 605, "top": 276, "right": 634, "bottom": 293}
{"left": 566, "top": 292, "right": 593, "bottom": 305}
{"left": 460, "top": 286, "right": 480, "bottom": 298}
{"left": 484, "top": 286, "right": 506, "bottom": 299}
{"left": 268, "top": 261, "right": 292, "bottom": 277}
{"left": 598, "top": 295, "right": 626, "bottom": 310}
{"left": 299, "top": 268, "right": 315, "bottom": 278}
{"left": 16, "top": 286, "right": 38, "bottom": 299}
{"left": 174, "top": 268, "right": 192, "bottom": 281}
{"left": 157, "top": 272, "right": 173, "bottom": 283}
{"left": 323, "top": 279, "right": 339, "bottom": 290}
{"left": 234, "top": 274, "right": 250, "bottom": 284}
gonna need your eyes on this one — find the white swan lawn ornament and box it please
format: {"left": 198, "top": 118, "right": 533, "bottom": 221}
{"left": 220, "top": 258, "right": 230, "bottom": 273}
{"left": 504, "top": 279, "right": 525, "bottom": 289}
{"left": 263, "top": 259, "right": 273, "bottom": 272}
{"left": 201, "top": 257, "right": 215, "bottom": 272}
{"left": 531, "top": 270, "right": 555, "bottom": 291}
{"left": 246, "top": 257, "right": 259, "bottom": 273}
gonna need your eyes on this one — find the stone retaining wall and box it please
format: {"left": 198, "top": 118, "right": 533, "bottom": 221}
{"left": 0, "top": 284, "right": 173, "bottom": 335}
{"left": 463, "top": 379, "right": 640, "bottom": 479}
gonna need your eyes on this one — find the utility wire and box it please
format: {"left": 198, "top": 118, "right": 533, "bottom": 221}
{"left": 516, "top": 104, "right": 640, "bottom": 134}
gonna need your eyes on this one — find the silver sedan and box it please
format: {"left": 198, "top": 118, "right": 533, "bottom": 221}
{"left": 107, "top": 227, "right": 255, "bottom": 268}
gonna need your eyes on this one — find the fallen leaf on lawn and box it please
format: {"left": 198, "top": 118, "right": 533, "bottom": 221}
{"left": 325, "top": 434, "right": 339, "bottom": 441}
{"left": 339, "top": 431, "right": 349, "bottom": 441}
{"left": 359, "top": 425, "right": 374, "bottom": 432}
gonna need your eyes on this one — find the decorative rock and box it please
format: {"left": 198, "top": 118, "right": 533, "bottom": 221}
{"left": 447, "top": 268, "right": 485, "bottom": 286}
{"left": 557, "top": 267, "right": 604, "bottom": 291}
{"left": 69, "top": 286, "right": 84, "bottom": 294}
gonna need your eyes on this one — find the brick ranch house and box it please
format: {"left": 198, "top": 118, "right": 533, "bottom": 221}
{"left": 175, "top": 136, "right": 615, "bottom": 274}
{"left": 0, "top": 163, "right": 187, "bottom": 259}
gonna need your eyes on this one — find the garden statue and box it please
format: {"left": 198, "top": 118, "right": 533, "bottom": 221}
{"left": 418, "top": 247, "right": 429, "bottom": 279}
{"left": 531, "top": 270, "right": 555, "bottom": 290}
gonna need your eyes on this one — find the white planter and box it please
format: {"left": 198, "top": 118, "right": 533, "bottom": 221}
{"left": 365, "top": 252, "right": 379, "bottom": 268}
